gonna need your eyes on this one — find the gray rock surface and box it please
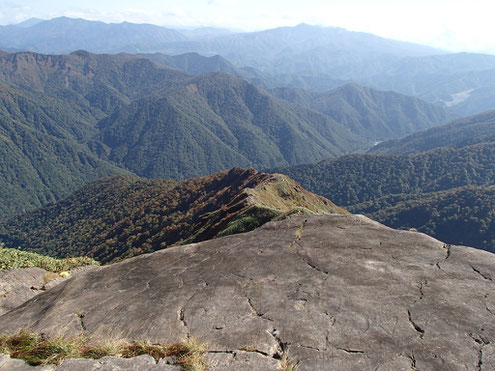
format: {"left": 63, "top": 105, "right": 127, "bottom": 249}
{"left": 1, "top": 215, "right": 494, "bottom": 370}
{"left": 57, "top": 355, "right": 180, "bottom": 370}
{"left": 0, "top": 354, "right": 53, "bottom": 370}
{"left": 0, "top": 266, "right": 98, "bottom": 316}
{"left": 0, "top": 268, "right": 49, "bottom": 316}
{"left": 0, "top": 354, "right": 182, "bottom": 370}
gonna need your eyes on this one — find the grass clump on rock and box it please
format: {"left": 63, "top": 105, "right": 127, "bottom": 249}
{"left": 0, "top": 330, "right": 208, "bottom": 370}
{"left": 0, "top": 243, "right": 99, "bottom": 272}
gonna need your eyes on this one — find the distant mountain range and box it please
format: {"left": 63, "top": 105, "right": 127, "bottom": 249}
{"left": 2, "top": 17, "right": 495, "bottom": 116}
{"left": 0, "top": 168, "right": 346, "bottom": 263}
{"left": 0, "top": 50, "right": 453, "bottom": 218}
{"left": 274, "top": 110, "right": 495, "bottom": 252}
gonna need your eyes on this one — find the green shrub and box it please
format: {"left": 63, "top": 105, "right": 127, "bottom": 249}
{"left": 0, "top": 243, "right": 99, "bottom": 272}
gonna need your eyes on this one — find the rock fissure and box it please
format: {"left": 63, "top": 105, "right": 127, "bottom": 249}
{"left": 208, "top": 350, "right": 235, "bottom": 354}
{"left": 267, "top": 329, "right": 288, "bottom": 359}
{"left": 76, "top": 311, "right": 86, "bottom": 332}
{"left": 407, "top": 310, "right": 425, "bottom": 338}
{"left": 471, "top": 266, "right": 493, "bottom": 281}
{"left": 408, "top": 350, "right": 417, "bottom": 370}
{"left": 444, "top": 244, "right": 452, "bottom": 260}
{"left": 289, "top": 220, "right": 329, "bottom": 276}
{"left": 179, "top": 306, "right": 189, "bottom": 338}
{"left": 238, "top": 348, "right": 271, "bottom": 357}
{"left": 469, "top": 334, "right": 490, "bottom": 371}
{"left": 246, "top": 297, "right": 264, "bottom": 317}
{"left": 418, "top": 280, "right": 428, "bottom": 300}
{"left": 295, "top": 250, "right": 329, "bottom": 275}
{"left": 477, "top": 348, "right": 483, "bottom": 371}
{"left": 337, "top": 347, "right": 366, "bottom": 354}
{"left": 300, "top": 344, "right": 321, "bottom": 352}
{"left": 484, "top": 295, "right": 495, "bottom": 317}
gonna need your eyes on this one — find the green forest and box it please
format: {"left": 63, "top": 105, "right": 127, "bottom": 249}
{"left": 0, "top": 168, "right": 344, "bottom": 263}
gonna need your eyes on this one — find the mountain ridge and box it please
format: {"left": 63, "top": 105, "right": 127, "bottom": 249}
{"left": 0, "top": 168, "right": 346, "bottom": 263}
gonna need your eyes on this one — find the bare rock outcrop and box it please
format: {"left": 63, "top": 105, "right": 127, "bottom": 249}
{"left": 0, "top": 266, "right": 98, "bottom": 316}
{"left": 1, "top": 215, "right": 494, "bottom": 370}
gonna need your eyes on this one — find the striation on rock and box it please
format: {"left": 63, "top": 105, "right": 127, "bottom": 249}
{"left": 0, "top": 215, "right": 494, "bottom": 370}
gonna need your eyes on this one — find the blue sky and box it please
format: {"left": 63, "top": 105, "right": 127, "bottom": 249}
{"left": 1, "top": 0, "right": 494, "bottom": 53}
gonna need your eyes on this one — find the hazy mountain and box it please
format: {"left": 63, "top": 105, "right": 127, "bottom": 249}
{"left": 365, "top": 54, "right": 495, "bottom": 116}
{"left": 141, "top": 52, "right": 243, "bottom": 76}
{"left": 13, "top": 18, "right": 45, "bottom": 28}
{"left": 4, "top": 17, "right": 495, "bottom": 116}
{"left": 370, "top": 110, "right": 495, "bottom": 155}
{"left": 157, "top": 23, "right": 442, "bottom": 72}
{"left": 177, "top": 27, "right": 233, "bottom": 40}
{"left": 272, "top": 83, "right": 452, "bottom": 141}
{"left": 0, "top": 168, "right": 346, "bottom": 263}
{"left": 0, "top": 17, "right": 187, "bottom": 54}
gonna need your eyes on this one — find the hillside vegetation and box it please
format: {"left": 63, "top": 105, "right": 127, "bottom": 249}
{"left": 275, "top": 142, "right": 495, "bottom": 207}
{"left": 352, "top": 186, "right": 495, "bottom": 252}
{"left": 272, "top": 83, "right": 452, "bottom": 141}
{"left": 0, "top": 243, "right": 98, "bottom": 272}
{"left": 0, "top": 168, "right": 346, "bottom": 263}
{"left": 274, "top": 111, "right": 495, "bottom": 251}
{"left": 370, "top": 110, "right": 495, "bottom": 155}
{"left": 0, "top": 50, "right": 370, "bottom": 218}
{"left": 99, "top": 72, "right": 367, "bottom": 179}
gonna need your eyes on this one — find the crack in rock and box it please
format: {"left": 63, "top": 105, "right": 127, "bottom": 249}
{"left": 337, "top": 348, "right": 366, "bottom": 354}
{"left": 76, "top": 311, "right": 86, "bottom": 332}
{"left": 477, "top": 348, "right": 483, "bottom": 371}
{"left": 267, "top": 328, "right": 288, "bottom": 359}
{"left": 288, "top": 220, "right": 329, "bottom": 276}
{"left": 300, "top": 344, "right": 321, "bottom": 352}
{"left": 443, "top": 244, "right": 452, "bottom": 260}
{"left": 245, "top": 296, "right": 273, "bottom": 321}
{"left": 179, "top": 306, "right": 189, "bottom": 338}
{"left": 484, "top": 295, "right": 495, "bottom": 317}
{"left": 408, "top": 350, "right": 417, "bottom": 370}
{"left": 295, "top": 250, "right": 329, "bottom": 275}
{"left": 238, "top": 348, "right": 271, "bottom": 357}
{"left": 418, "top": 280, "right": 428, "bottom": 300}
{"left": 407, "top": 310, "right": 425, "bottom": 338}
{"left": 469, "top": 333, "right": 491, "bottom": 371}
{"left": 471, "top": 266, "right": 493, "bottom": 281}
{"left": 246, "top": 297, "right": 264, "bottom": 317}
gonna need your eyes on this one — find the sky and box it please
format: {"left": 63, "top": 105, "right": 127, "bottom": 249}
{"left": 1, "top": 0, "right": 494, "bottom": 53}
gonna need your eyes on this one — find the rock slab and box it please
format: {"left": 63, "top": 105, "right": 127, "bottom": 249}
{"left": 1, "top": 215, "right": 494, "bottom": 370}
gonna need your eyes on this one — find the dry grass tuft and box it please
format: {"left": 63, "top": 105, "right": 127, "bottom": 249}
{"left": 168, "top": 337, "right": 209, "bottom": 370}
{"left": 280, "top": 350, "right": 298, "bottom": 371}
{"left": 0, "top": 330, "right": 208, "bottom": 369}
